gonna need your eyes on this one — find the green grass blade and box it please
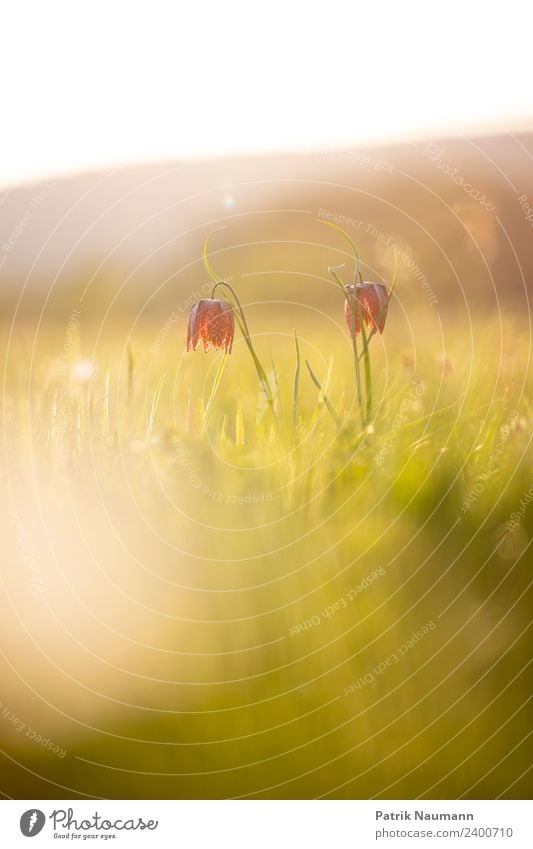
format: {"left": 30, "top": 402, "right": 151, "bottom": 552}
{"left": 305, "top": 359, "right": 342, "bottom": 430}
{"left": 147, "top": 373, "right": 166, "bottom": 443}
{"left": 293, "top": 330, "right": 301, "bottom": 430}
{"left": 204, "top": 353, "right": 228, "bottom": 424}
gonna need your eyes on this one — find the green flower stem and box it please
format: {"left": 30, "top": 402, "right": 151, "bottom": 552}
{"left": 331, "top": 268, "right": 365, "bottom": 428}
{"left": 317, "top": 219, "right": 361, "bottom": 281}
{"left": 317, "top": 221, "right": 398, "bottom": 429}
{"left": 357, "top": 255, "right": 398, "bottom": 354}
{"left": 356, "top": 259, "right": 398, "bottom": 422}
{"left": 361, "top": 320, "right": 372, "bottom": 423}
{"left": 203, "top": 230, "right": 275, "bottom": 416}
{"left": 318, "top": 220, "right": 368, "bottom": 427}
{"left": 212, "top": 281, "right": 274, "bottom": 408}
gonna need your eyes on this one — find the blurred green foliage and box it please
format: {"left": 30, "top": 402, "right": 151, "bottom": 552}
{"left": 0, "top": 307, "right": 531, "bottom": 799}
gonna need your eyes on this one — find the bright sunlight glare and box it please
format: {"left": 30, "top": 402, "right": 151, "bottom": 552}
{"left": 1, "top": 0, "right": 532, "bottom": 188}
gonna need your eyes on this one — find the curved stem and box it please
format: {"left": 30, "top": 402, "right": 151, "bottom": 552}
{"left": 203, "top": 227, "right": 227, "bottom": 287}
{"left": 328, "top": 264, "right": 349, "bottom": 293}
{"left": 212, "top": 280, "right": 252, "bottom": 340}
{"left": 202, "top": 229, "right": 276, "bottom": 417}
{"left": 213, "top": 281, "right": 275, "bottom": 412}
{"left": 317, "top": 219, "right": 361, "bottom": 282}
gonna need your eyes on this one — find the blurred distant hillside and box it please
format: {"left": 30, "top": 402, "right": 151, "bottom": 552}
{"left": 1, "top": 134, "right": 532, "bottom": 319}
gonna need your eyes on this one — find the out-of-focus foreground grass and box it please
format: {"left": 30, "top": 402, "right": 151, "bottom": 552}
{"left": 0, "top": 306, "right": 531, "bottom": 799}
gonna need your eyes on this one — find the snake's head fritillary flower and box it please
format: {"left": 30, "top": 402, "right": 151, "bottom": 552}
{"left": 345, "top": 282, "right": 388, "bottom": 336}
{"left": 187, "top": 298, "right": 235, "bottom": 354}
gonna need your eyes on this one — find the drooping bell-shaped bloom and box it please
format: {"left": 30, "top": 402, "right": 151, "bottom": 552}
{"left": 344, "top": 282, "right": 388, "bottom": 336}
{"left": 187, "top": 298, "right": 235, "bottom": 353}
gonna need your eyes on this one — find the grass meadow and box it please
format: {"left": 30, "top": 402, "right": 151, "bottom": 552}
{"left": 0, "top": 300, "right": 531, "bottom": 799}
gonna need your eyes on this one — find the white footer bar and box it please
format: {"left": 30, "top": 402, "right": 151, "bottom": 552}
{"left": 0, "top": 799, "right": 530, "bottom": 848}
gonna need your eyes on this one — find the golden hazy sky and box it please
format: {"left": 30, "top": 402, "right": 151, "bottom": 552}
{"left": 2, "top": 0, "right": 532, "bottom": 188}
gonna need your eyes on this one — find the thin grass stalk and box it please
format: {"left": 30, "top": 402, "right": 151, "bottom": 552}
{"left": 103, "top": 364, "right": 110, "bottom": 440}
{"left": 127, "top": 343, "right": 135, "bottom": 406}
{"left": 204, "top": 352, "right": 227, "bottom": 425}
{"left": 148, "top": 374, "right": 166, "bottom": 445}
{"left": 293, "top": 330, "right": 301, "bottom": 431}
{"left": 305, "top": 359, "right": 342, "bottom": 430}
